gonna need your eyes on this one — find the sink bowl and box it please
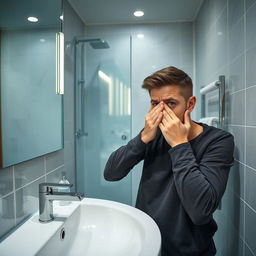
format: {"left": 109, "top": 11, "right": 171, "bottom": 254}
{"left": 0, "top": 198, "right": 161, "bottom": 256}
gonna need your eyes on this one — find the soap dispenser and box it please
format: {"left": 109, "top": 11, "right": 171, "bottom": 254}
{"left": 58, "top": 172, "right": 71, "bottom": 206}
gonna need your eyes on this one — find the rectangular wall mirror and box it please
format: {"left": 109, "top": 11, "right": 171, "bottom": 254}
{"left": 0, "top": 0, "right": 64, "bottom": 168}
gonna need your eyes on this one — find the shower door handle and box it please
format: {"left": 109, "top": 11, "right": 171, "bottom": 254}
{"left": 121, "top": 135, "right": 127, "bottom": 140}
{"left": 75, "top": 129, "right": 88, "bottom": 138}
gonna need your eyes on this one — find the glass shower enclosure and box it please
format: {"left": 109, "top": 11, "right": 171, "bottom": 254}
{"left": 75, "top": 35, "right": 132, "bottom": 205}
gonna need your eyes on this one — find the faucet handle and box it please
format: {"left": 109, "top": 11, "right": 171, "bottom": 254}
{"left": 39, "top": 182, "right": 73, "bottom": 193}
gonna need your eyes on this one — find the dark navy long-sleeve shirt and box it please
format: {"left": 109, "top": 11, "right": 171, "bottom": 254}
{"left": 104, "top": 122, "right": 234, "bottom": 256}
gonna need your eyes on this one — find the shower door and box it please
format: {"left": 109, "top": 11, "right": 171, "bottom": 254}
{"left": 75, "top": 35, "right": 132, "bottom": 205}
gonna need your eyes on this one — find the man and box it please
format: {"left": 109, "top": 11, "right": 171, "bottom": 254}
{"left": 104, "top": 66, "right": 234, "bottom": 256}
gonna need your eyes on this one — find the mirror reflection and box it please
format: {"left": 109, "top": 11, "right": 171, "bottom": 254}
{"left": 0, "top": 0, "right": 63, "bottom": 168}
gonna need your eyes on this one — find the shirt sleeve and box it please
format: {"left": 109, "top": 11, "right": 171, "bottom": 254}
{"left": 169, "top": 132, "right": 234, "bottom": 225}
{"left": 104, "top": 132, "right": 147, "bottom": 181}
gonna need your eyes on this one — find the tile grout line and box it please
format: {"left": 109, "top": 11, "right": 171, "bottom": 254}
{"left": 243, "top": 0, "right": 247, "bottom": 253}
{"left": 244, "top": 240, "right": 256, "bottom": 256}
{"left": 235, "top": 160, "right": 256, "bottom": 174}
{"left": 12, "top": 166, "right": 17, "bottom": 226}
{"left": 44, "top": 156, "right": 47, "bottom": 182}
{"left": 15, "top": 164, "right": 65, "bottom": 192}
{"left": 230, "top": 84, "right": 256, "bottom": 96}
{"left": 230, "top": 124, "right": 256, "bottom": 128}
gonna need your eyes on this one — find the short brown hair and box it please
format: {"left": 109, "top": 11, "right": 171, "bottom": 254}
{"left": 142, "top": 66, "right": 193, "bottom": 101}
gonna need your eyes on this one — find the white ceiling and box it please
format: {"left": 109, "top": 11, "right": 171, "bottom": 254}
{"left": 68, "top": 0, "right": 204, "bottom": 25}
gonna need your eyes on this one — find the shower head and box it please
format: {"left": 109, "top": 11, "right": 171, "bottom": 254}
{"left": 89, "top": 40, "right": 110, "bottom": 49}
{"left": 75, "top": 37, "right": 110, "bottom": 49}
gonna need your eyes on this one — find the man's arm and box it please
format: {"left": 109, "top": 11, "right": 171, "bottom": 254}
{"left": 169, "top": 132, "right": 234, "bottom": 225}
{"left": 104, "top": 103, "right": 163, "bottom": 181}
{"left": 104, "top": 133, "right": 146, "bottom": 181}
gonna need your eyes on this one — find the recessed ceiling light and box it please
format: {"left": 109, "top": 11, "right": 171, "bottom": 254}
{"left": 27, "top": 17, "right": 38, "bottom": 22}
{"left": 137, "top": 34, "right": 144, "bottom": 38}
{"left": 134, "top": 10, "right": 144, "bottom": 17}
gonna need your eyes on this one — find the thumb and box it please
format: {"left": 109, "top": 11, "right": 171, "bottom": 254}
{"left": 184, "top": 110, "right": 191, "bottom": 126}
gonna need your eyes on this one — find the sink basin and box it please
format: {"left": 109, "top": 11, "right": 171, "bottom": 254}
{"left": 0, "top": 198, "right": 161, "bottom": 256}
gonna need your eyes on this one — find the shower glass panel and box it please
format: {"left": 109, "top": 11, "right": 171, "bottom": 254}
{"left": 75, "top": 35, "right": 132, "bottom": 205}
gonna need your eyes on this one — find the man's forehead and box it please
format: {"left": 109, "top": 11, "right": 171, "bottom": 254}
{"left": 150, "top": 96, "right": 179, "bottom": 102}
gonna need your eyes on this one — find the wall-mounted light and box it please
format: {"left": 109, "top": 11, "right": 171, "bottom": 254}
{"left": 56, "top": 32, "right": 64, "bottom": 95}
{"left": 133, "top": 10, "right": 144, "bottom": 17}
{"left": 27, "top": 16, "right": 38, "bottom": 22}
{"left": 60, "top": 15, "right": 63, "bottom": 20}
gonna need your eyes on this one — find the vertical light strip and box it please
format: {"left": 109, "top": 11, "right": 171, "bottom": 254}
{"left": 109, "top": 79, "right": 113, "bottom": 116}
{"left": 56, "top": 32, "right": 64, "bottom": 94}
{"left": 120, "top": 82, "right": 124, "bottom": 116}
{"left": 127, "top": 87, "right": 131, "bottom": 115}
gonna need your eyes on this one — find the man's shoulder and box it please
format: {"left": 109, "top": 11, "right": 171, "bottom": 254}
{"left": 205, "top": 124, "right": 233, "bottom": 139}
{"left": 202, "top": 124, "right": 234, "bottom": 149}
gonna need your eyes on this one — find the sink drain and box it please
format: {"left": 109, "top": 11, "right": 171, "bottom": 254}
{"left": 60, "top": 228, "right": 65, "bottom": 241}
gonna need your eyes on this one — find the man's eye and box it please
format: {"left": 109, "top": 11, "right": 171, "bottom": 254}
{"left": 151, "top": 103, "right": 158, "bottom": 107}
{"left": 167, "top": 102, "right": 176, "bottom": 108}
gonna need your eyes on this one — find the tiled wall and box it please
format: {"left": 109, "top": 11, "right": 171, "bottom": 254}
{"left": 0, "top": 0, "right": 85, "bottom": 240}
{"left": 195, "top": 0, "right": 256, "bottom": 255}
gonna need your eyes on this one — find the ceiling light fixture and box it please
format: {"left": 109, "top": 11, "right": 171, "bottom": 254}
{"left": 134, "top": 10, "right": 144, "bottom": 17}
{"left": 137, "top": 34, "right": 144, "bottom": 38}
{"left": 27, "top": 16, "right": 38, "bottom": 22}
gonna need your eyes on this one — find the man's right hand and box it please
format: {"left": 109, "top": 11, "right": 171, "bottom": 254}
{"left": 141, "top": 102, "right": 164, "bottom": 144}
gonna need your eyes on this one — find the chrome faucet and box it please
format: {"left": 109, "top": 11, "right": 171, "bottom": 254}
{"left": 39, "top": 183, "right": 83, "bottom": 223}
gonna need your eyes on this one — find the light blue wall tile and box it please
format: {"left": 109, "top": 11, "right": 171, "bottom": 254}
{"left": 246, "top": 1, "right": 256, "bottom": 51}
{"left": 229, "top": 90, "right": 245, "bottom": 125}
{"left": 246, "top": 0, "right": 256, "bottom": 10}
{"left": 45, "top": 150, "right": 64, "bottom": 173}
{"left": 245, "top": 166, "right": 256, "bottom": 211}
{"left": 0, "top": 193, "right": 15, "bottom": 239}
{"left": 214, "top": 190, "right": 244, "bottom": 256}
{"left": 245, "top": 204, "right": 256, "bottom": 254}
{"left": 228, "top": 126, "right": 245, "bottom": 163}
{"left": 246, "top": 46, "right": 256, "bottom": 87}
{"left": 0, "top": 167, "right": 13, "bottom": 197}
{"left": 246, "top": 86, "right": 256, "bottom": 125}
{"left": 15, "top": 177, "right": 44, "bottom": 224}
{"left": 228, "top": 0, "right": 245, "bottom": 28}
{"left": 245, "top": 243, "right": 255, "bottom": 256}
{"left": 46, "top": 166, "right": 65, "bottom": 184}
{"left": 246, "top": 127, "right": 256, "bottom": 169}
{"left": 14, "top": 156, "right": 44, "bottom": 190}
{"left": 227, "top": 160, "right": 245, "bottom": 199}
{"left": 228, "top": 18, "right": 245, "bottom": 62}
{"left": 228, "top": 53, "right": 245, "bottom": 94}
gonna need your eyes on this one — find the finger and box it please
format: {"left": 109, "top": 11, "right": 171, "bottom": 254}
{"left": 154, "top": 112, "right": 163, "bottom": 126}
{"left": 149, "top": 103, "right": 163, "bottom": 120}
{"left": 163, "top": 110, "right": 172, "bottom": 123}
{"left": 161, "top": 115, "right": 169, "bottom": 127}
{"left": 163, "top": 103, "right": 178, "bottom": 120}
{"left": 159, "top": 123, "right": 167, "bottom": 135}
{"left": 149, "top": 101, "right": 164, "bottom": 114}
{"left": 151, "top": 110, "right": 162, "bottom": 124}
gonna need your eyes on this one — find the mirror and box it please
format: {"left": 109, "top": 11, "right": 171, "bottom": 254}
{"left": 0, "top": 0, "right": 63, "bottom": 168}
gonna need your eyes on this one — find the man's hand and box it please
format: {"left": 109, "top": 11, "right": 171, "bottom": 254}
{"left": 141, "top": 102, "right": 164, "bottom": 144}
{"left": 159, "top": 104, "right": 191, "bottom": 147}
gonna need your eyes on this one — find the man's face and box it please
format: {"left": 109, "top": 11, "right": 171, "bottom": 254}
{"left": 150, "top": 85, "right": 190, "bottom": 123}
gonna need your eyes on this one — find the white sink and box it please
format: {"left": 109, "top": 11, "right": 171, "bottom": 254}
{"left": 0, "top": 198, "right": 161, "bottom": 256}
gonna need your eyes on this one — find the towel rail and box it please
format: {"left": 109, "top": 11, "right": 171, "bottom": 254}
{"left": 200, "top": 75, "right": 225, "bottom": 128}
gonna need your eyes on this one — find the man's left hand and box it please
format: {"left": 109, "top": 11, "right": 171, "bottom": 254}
{"left": 159, "top": 104, "right": 191, "bottom": 147}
